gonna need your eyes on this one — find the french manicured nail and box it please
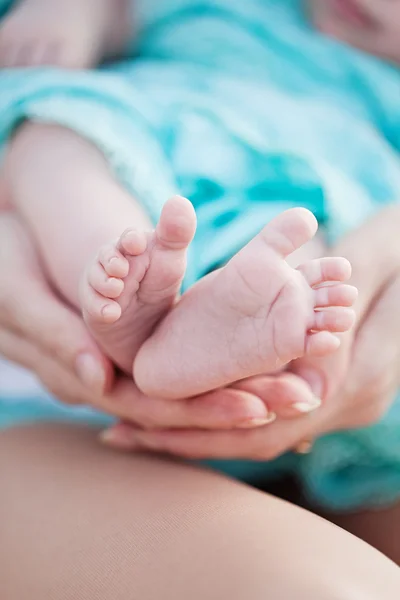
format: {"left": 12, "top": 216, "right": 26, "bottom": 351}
{"left": 239, "top": 412, "right": 277, "bottom": 428}
{"left": 99, "top": 428, "right": 119, "bottom": 445}
{"left": 76, "top": 353, "right": 105, "bottom": 393}
{"left": 292, "top": 396, "right": 321, "bottom": 414}
{"left": 99, "top": 427, "right": 138, "bottom": 449}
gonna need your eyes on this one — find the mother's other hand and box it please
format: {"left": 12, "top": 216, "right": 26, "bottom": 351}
{"left": 0, "top": 211, "right": 113, "bottom": 403}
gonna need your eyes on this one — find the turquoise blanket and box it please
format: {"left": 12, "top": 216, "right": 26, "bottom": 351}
{"left": 1, "top": 0, "right": 400, "bottom": 510}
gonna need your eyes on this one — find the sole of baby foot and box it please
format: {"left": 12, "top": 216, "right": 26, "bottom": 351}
{"left": 0, "top": 0, "right": 130, "bottom": 69}
{"left": 81, "top": 195, "right": 196, "bottom": 374}
{"left": 134, "top": 207, "right": 357, "bottom": 399}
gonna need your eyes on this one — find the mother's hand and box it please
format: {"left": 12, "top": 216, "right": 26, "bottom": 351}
{"left": 1, "top": 211, "right": 308, "bottom": 430}
{"left": 109, "top": 267, "right": 400, "bottom": 459}
{"left": 0, "top": 211, "right": 113, "bottom": 404}
{"left": 106, "top": 205, "right": 400, "bottom": 458}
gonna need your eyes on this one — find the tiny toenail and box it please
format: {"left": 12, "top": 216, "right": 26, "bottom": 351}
{"left": 101, "top": 304, "right": 118, "bottom": 318}
{"left": 292, "top": 396, "right": 321, "bottom": 413}
{"left": 124, "top": 230, "right": 138, "bottom": 242}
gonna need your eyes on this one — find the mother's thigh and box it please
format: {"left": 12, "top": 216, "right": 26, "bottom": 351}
{"left": 326, "top": 505, "right": 400, "bottom": 566}
{"left": 0, "top": 424, "right": 398, "bottom": 600}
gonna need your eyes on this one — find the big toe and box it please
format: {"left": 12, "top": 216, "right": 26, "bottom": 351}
{"left": 156, "top": 195, "right": 197, "bottom": 249}
{"left": 260, "top": 207, "right": 318, "bottom": 258}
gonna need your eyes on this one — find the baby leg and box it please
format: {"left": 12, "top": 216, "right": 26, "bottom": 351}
{"left": 5, "top": 122, "right": 152, "bottom": 305}
{"left": 5, "top": 123, "right": 194, "bottom": 373}
{"left": 0, "top": 0, "right": 130, "bottom": 69}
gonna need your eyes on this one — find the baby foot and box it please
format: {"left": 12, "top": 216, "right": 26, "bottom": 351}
{"left": 134, "top": 208, "right": 357, "bottom": 399}
{"left": 81, "top": 196, "right": 196, "bottom": 374}
{"left": 0, "top": 0, "right": 129, "bottom": 69}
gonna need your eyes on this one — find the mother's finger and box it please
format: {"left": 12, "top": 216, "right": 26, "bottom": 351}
{"left": 233, "top": 373, "right": 321, "bottom": 417}
{"left": 100, "top": 371, "right": 325, "bottom": 451}
{"left": 100, "top": 392, "right": 326, "bottom": 459}
{"left": 0, "top": 281, "right": 112, "bottom": 394}
{"left": 102, "top": 414, "right": 319, "bottom": 460}
{"left": 329, "top": 274, "right": 400, "bottom": 431}
{"left": 97, "top": 377, "right": 275, "bottom": 432}
{"left": 291, "top": 332, "right": 353, "bottom": 400}
{"left": 0, "top": 329, "right": 94, "bottom": 406}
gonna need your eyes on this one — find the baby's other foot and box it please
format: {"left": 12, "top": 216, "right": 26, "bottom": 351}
{"left": 0, "top": 0, "right": 129, "bottom": 69}
{"left": 134, "top": 208, "right": 357, "bottom": 399}
{"left": 81, "top": 196, "right": 196, "bottom": 374}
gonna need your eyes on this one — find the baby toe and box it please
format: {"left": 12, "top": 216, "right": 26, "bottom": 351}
{"left": 305, "top": 331, "right": 341, "bottom": 356}
{"left": 299, "top": 257, "right": 352, "bottom": 287}
{"left": 118, "top": 229, "right": 148, "bottom": 256}
{"left": 98, "top": 243, "right": 129, "bottom": 278}
{"left": 87, "top": 263, "right": 124, "bottom": 299}
{"left": 313, "top": 307, "right": 355, "bottom": 333}
{"left": 314, "top": 284, "right": 358, "bottom": 308}
{"left": 156, "top": 195, "right": 197, "bottom": 249}
{"left": 82, "top": 283, "right": 122, "bottom": 324}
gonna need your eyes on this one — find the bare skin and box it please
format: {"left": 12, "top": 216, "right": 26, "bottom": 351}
{"left": 103, "top": 208, "right": 400, "bottom": 565}
{"left": 328, "top": 503, "right": 400, "bottom": 567}
{"left": 1, "top": 207, "right": 399, "bottom": 569}
{"left": 81, "top": 196, "right": 197, "bottom": 373}
{"left": 1, "top": 423, "right": 400, "bottom": 600}
{"left": 84, "top": 206, "right": 356, "bottom": 387}
{"left": 0, "top": 0, "right": 130, "bottom": 69}
{"left": 0, "top": 210, "right": 328, "bottom": 434}
{"left": 5, "top": 123, "right": 356, "bottom": 397}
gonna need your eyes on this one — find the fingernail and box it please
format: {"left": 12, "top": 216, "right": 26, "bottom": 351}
{"left": 296, "top": 369, "right": 324, "bottom": 399}
{"left": 239, "top": 412, "right": 277, "bottom": 428}
{"left": 292, "top": 396, "right": 322, "bottom": 414}
{"left": 99, "top": 428, "right": 118, "bottom": 445}
{"left": 294, "top": 439, "right": 314, "bottom": 455}
{"left": 99, "top": 427, "right": 138, "bottom": 449}
{"left": 76, "top": 353, "right": 105, "bottom": 393}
